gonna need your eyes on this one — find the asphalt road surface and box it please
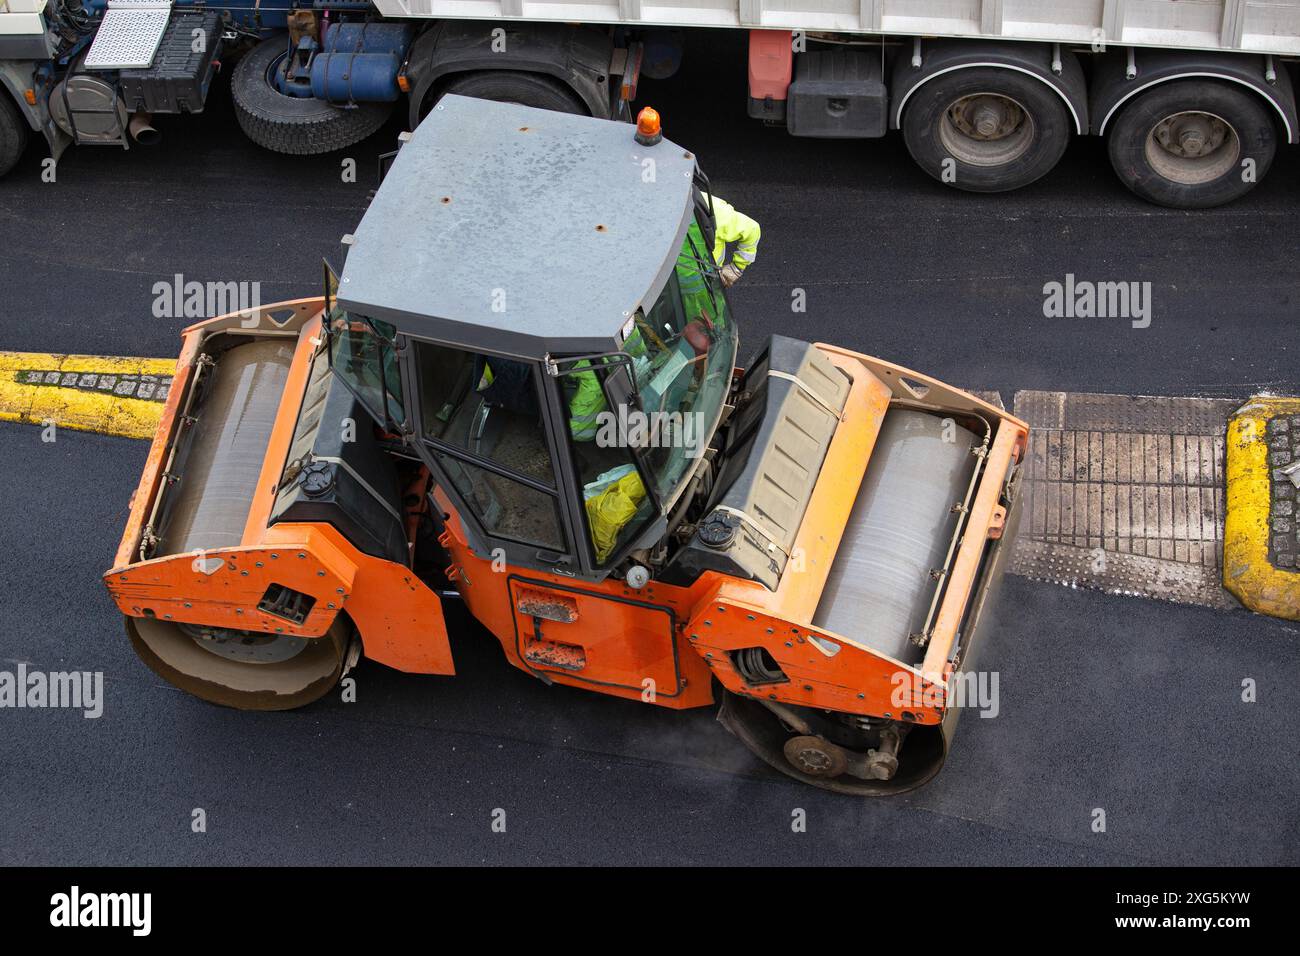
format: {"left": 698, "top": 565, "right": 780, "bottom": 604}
{"left": 2, "top": 31, "right": 1298, "bottom": 865}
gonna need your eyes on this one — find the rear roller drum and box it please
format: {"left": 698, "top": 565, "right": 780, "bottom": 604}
{"left": 126, "top": 615, "right": 352, "bottom": 711}
{"left": 1106, "top": 79, "right": 1276, "bottom": 208}
{"left": 902, "top": 68, "right": 1072, "bottom": 193}
{"left": 718, "top": 690, "right": 948, "bottom": 796}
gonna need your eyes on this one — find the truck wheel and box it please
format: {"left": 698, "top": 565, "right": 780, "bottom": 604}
{"left": 425, "top": 70, "right": 587, "bottom": 118}
{"left": 1107, "top": 80, "right": 1275, "bottom": 209}
{"left": 0, "top": 92, "right": 29, "bottom": 178}
{"left": 232, "top": 36, "right": 393, "bottom": 155}
{"left": 902, "top": 68, "right": 1071, "bottom": 192}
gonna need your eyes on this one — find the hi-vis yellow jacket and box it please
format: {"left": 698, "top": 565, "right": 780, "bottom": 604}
{"left": 570, "top": 196, "right": 759, "bottom": 441}
{"left": 567, "top": 358, "right": 605, "bottom": 441}
{"left": 705, "top": 194, "right": 761, "bottom": 272}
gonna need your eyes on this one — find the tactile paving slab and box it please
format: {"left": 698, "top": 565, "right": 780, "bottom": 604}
{"left": 1008, "top": 391, "right": 1238, "bottom": 610}
{"left": 1266, "top": 413, "right": 1300, "bottom": 569}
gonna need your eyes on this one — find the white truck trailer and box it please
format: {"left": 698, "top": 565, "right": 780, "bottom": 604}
{"left": 3, "top": 0, "right": 1300, "bottom": 206}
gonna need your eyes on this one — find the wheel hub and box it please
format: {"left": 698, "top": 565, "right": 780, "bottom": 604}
{"left": 939, "top": 92, "right": 1036, "bottom": 168}
{"left": 1144, "top": 109, "right": 1240, "bottom": 185}
{"left": 269, "top": 49, "right": 315, "bottom": 99}
{"left": 1154, "top": 111, "right": 1227, "bottom": 158}
{"left": 782, "top": 735, "right": 849, "bottom": 778}
{"left": 179, "top": 622, "right": 308, "bottom": 664}
{"left": 949, "top": 94, "right": 1024, "bottom": 140}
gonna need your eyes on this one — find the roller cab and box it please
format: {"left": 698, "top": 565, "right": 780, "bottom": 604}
{"left": 104, "top": 95, "right": 1026, "bottom": 793}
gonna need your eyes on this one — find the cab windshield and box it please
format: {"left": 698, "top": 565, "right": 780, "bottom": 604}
{"left": 621, "top": 214, "right": 737, "bottom": 504}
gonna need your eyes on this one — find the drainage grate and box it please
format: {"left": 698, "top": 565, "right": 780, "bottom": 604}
{"left": 1007, "top": 391, "right": 1237, "bottom": 610}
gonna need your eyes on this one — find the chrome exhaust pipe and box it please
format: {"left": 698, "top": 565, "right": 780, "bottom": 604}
{"left": 128, "top": 112, "right": 160, "bottom": 145}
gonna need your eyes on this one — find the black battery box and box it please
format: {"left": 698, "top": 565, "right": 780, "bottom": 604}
{"left": 787, "top": 48, "right": 888, "bottom": 138}
{"left": 119, "top": 12, "right": 223, "bottom": 114}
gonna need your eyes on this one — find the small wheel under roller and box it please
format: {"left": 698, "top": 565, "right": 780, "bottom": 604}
{"left": 718, "top": 690, "right": 950, "bottom": 796}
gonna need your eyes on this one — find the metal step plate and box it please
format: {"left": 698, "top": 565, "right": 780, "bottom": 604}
{"left": 83, "top": 0, "right": 173, "bottom": 71}
{"left": 1008, "top": 390, "right": 1238, "bottom": 610}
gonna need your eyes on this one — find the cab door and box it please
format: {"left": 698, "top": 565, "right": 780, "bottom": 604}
{"left": 506, "top": 576, "right": 709, "bottom": 708}
{"left": 405, "top": 338, "right": 579, "bottom": 576}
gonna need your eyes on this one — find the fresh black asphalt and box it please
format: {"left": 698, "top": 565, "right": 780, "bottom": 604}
{"left": 1, "top": 29, "right": 1297, "bottom": 864}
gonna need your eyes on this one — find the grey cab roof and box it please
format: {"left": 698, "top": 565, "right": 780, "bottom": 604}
{"left": 337, "top": 94, "right": 698, "bottom": 360}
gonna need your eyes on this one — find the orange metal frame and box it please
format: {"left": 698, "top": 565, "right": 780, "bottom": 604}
{"left": 105, "top": 304, "right": 1026, "bottom": 724}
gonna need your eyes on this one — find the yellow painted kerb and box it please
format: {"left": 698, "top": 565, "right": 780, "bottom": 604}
{"left": 0, "top": 351, "right": 175, "bottom": 440}
{"left": 1223, "top": 396, "right": 1300, "bottom": 620}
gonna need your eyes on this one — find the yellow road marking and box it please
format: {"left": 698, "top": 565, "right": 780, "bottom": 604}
{"left": 0, "top": 351, "right": 175, "bottom": 440}
{"left": 1223, "top": 396, "right": 1300, "bottom": 620}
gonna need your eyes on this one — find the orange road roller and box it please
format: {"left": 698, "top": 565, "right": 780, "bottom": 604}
{"left": 104, "top": 97, "right": 1028, "bottom": 794}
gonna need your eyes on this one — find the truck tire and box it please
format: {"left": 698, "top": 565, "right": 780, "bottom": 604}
{"left": 425, "top": 70, "right": 587, "bottom": 118}
{"left": 902, "top": 67, "right": 1071, "bottom": 193}
{"left": 0, "top": 92, "right": 28, "bottom": 178}
{"left": 232, "top": 36, "right": 393, "bottom": 155}
{"left": 1106, "top": 80, "right": 1275, "bottom": 209}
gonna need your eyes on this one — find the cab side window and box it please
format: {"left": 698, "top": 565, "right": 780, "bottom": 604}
{"left": 416, "top": 342, "right": 564, "bottom": 551}
{"left": 559, "top": 360, "right": 655, "bottom": 567}
{"left": 329, "top": 312, "right": 405, "bottom": 427}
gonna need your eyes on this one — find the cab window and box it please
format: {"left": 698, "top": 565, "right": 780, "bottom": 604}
{"left": 557, "top": 359, "right": 655, "bottom": 567}
{"left": 627, "top": 217, "right": 735, "bottom": 503}
{"left": 415, "top": 341, "right": 564, "bottom": 551}
{"left": 328, "top": 311, "right": 405, "bottom": 427}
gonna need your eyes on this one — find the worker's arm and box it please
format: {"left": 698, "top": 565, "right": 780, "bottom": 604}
{"left": 720, "top": 208, "right": 761, "bottom": 273}
{"left": 708, "top": 195, "right": 761, "bottom": 288}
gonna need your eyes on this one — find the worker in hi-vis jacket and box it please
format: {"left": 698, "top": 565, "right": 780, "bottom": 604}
{"left": 703, "top": 193, "right": 761, "bottom": 288}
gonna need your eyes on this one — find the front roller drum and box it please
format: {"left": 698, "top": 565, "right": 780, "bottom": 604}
{"left": 126, "top": 615, "right": 352, "bottom": 711}
{"left": 717, "top": 691, "right": 950, "bottom": 796}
